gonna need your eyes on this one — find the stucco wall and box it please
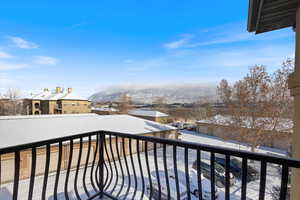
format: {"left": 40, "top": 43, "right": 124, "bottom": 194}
{"left": 24, "top": 99, "right": 91, "bottom": 115}
{"left": 61, "top": 100, "right": 91, "bottom": 114}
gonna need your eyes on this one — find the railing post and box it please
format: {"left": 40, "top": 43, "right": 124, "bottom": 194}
{"left": 288, "top": 5, "right": 300, "bottom": 200}
{"left": 99, "top": 131, "right": 105, "bottom": 199}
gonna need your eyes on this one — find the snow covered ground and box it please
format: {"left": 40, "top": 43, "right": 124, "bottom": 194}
{"left": 0, "top": 131, "right": 288, "bottom": 200}
{"left": 179, "top": 130, "right": 288, "bottom": 157}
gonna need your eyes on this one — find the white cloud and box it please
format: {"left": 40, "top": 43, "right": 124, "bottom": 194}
{"left": 33, "top": 56, "right": 58, "bottom": 65}
{"left": 163, "top": 34, "right": 193, "bottom": 49}
{"left": 0, "top": 51, "right": 14, "bottom": 59}
{"left": 0, "top": 62, "right": 30, "bottom": 70}
{"left": 186, "top": 32, "right": 252, "bottom": 48}
{"left": 8, "top": 36, "right": 39, "bottom": 49}
{"left": 163, "top": 23, "right": 292, "bottom": 49}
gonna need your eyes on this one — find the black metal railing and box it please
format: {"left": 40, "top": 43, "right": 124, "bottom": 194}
{"left": 0, "top": 130, "right": 300, "bottom": 200}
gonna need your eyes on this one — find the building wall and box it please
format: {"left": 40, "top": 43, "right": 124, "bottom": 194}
{"left": 196, "top": 122, "right": 292, "bottom": 150}
{"left": 24, "top": 99, "right": 91, "bottom": 115}
{"left": 31, "top": 100, "right": 42, "bottom": 115}
{"left": 61, "top": 100, "right": 91, "bottom": 114}
{"left": 0, "top": 130, "right": 178, "bottom": 184}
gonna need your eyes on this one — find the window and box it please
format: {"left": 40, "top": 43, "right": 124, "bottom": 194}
{"left": 34, "top": 103, "right": 40, "bottom": 109}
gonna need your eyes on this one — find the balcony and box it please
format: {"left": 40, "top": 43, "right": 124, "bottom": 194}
{"left": 0, "top": 130, "right": 300, "bottom": 200}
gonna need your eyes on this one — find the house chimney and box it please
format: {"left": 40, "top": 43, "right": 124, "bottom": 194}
{"left": 56, "top": 87, "right": 62, "bottom": 93}
{"left": 67, "top": 88, "right": 72, "bottom": 93}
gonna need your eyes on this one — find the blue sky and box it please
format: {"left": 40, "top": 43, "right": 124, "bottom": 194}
{"left": 0, "top": 1, "right": 295, "bottom": 97}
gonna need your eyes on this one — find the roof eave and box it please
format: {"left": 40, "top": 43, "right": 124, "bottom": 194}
{"left": 247, "top": 0, "right": 259, "bottom": 32}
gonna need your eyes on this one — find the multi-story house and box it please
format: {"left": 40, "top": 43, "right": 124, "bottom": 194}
{"left": 23, "top": 87, "right": 91, "bottom": 115}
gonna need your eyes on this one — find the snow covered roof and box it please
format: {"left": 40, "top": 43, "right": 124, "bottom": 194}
{"left": 91, "top": 107, "right": 118, "bottom": 112}
{"left": 197, "top": 115, "right": 293, "bottom": 133}
{"left": 26, "top": 89, "right": 88, "bottom": 101}
{"left": 0, "top": 94, "right": 9, "bottom": 99}
{"left": 128, "top": 109, "right": 168, "bottom": 117}
{"left": 0, "top": 113, "right": 176, "bottom": 148}
{"left": 59, "top": 92, "right": 88, "bottom": 100}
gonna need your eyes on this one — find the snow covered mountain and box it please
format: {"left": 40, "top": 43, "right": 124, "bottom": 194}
{"left": 89, "top": 84, "right": 217, "bottom": 104}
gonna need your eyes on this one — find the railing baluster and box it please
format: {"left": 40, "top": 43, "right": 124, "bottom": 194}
{"left": 83, "top": 136, "right": 91, "bottom": 197}
{"left": 163, "top": 143, "right": 170, "bottom": 200}
{"left": 115, "top": 136, "right": 125, "bottom": 198}
{"left": 259, "top": 161, "right": 267, "bottom": 200}
{"left": 122, "top": 137, "right": 131, "bottom": 200}
{"left": 95, "top": 158, "right": 100, "bottom": 188}
{"left": 104, "top": 136, "right": 113, "bottom": 191}
{"left": 196, "top": 149, "right": 202, "bottom": 200}
{"left": 12, "top": 151, "right": 20, "bottom": 200}
{"left": 173, "top": 145, "right": 180, "bottom": 200}
{"left": 42, "top": 144, "right": 50, "bottom": 200}
{"left": 129, "top": 138, "right": 138, "bottom": 199}
{"left": 96, "top": 134, "right": 105, "bottom": 191}
{"left": 28, "top": 148, "right": 36, "bottom": 200}
{"left": 145, "top": 141, "right": 153, "bottom": 200}
{"left": 74, "top": 137, "right": 83, "bottom": 200}
{"left": 137, "top": 139, "right": 145, "bottom": 200}
{"left": 65, "top": 140, "right": 73, "bottom": 200}
{"left": 99, "top": 133, "right": 105, "bottom": 199}
{"left": 109, "top": 134, "right": 119, "bottom": 194}
{"left": 225, "top": 155, "right": 230, "bottom": 200}
{"left": 104, "top": 161, "right": 109, "bottom": 187}
{"left": 54, "top": 142, "right": 62, "bottom": 200}
{"left": 95, "top": 136, "right": 100, "bottom": 188}
{"left": 185, "top": 147, "right": 191, "bottom": 200}
{"left": 241, "top": 158, "right": 248, "bottom": 200}
{"left": 280, "top": 164, "right": 289, "bottom": 200}
{"left": 210, "top": 153, "right": 216, "bottom": 200}
{"left": 154, "top": 142, "right": 161, "bottom": 200}
{"left": 90, "top": 135, "right": 99, "bottom": 192}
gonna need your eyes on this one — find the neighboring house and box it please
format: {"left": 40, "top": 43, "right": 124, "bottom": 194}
{"left": 0, "top": 113, "right": 177, "bottom": 183}
{"left": 128, "top": 109, "right": 169, "bottom": 123}
{"left": 91, "top": 107, "right": 119, "bottom": 115}
{"left": 23, "top": 87, "right": 91, "bottom": 115}
{"left": 196, "top": 115, "right": 293, "bottom": 150}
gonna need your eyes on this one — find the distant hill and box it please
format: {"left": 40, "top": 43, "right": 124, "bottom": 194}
{"left": 89, "top": 83, "right": 217, "bottom": 104}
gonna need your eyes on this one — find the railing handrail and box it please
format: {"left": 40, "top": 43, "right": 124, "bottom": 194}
{"left": 1, "top": 129, "right": 300, "bottom": 168}
{"left": 104, "top": 130, "right": 300, "bottom": 168}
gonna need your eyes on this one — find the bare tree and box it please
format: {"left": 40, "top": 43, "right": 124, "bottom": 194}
{"left": 217, "top": 60, "right": 293, "bottom": 152}
{"left": 0, "top": 88, "right": 23, "bottom": 115}
{"left": 192, "top": 97, "right": 214, "bottom": 120}
{"left": 153, "top": 96, "right": 168, "bottom": 113}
